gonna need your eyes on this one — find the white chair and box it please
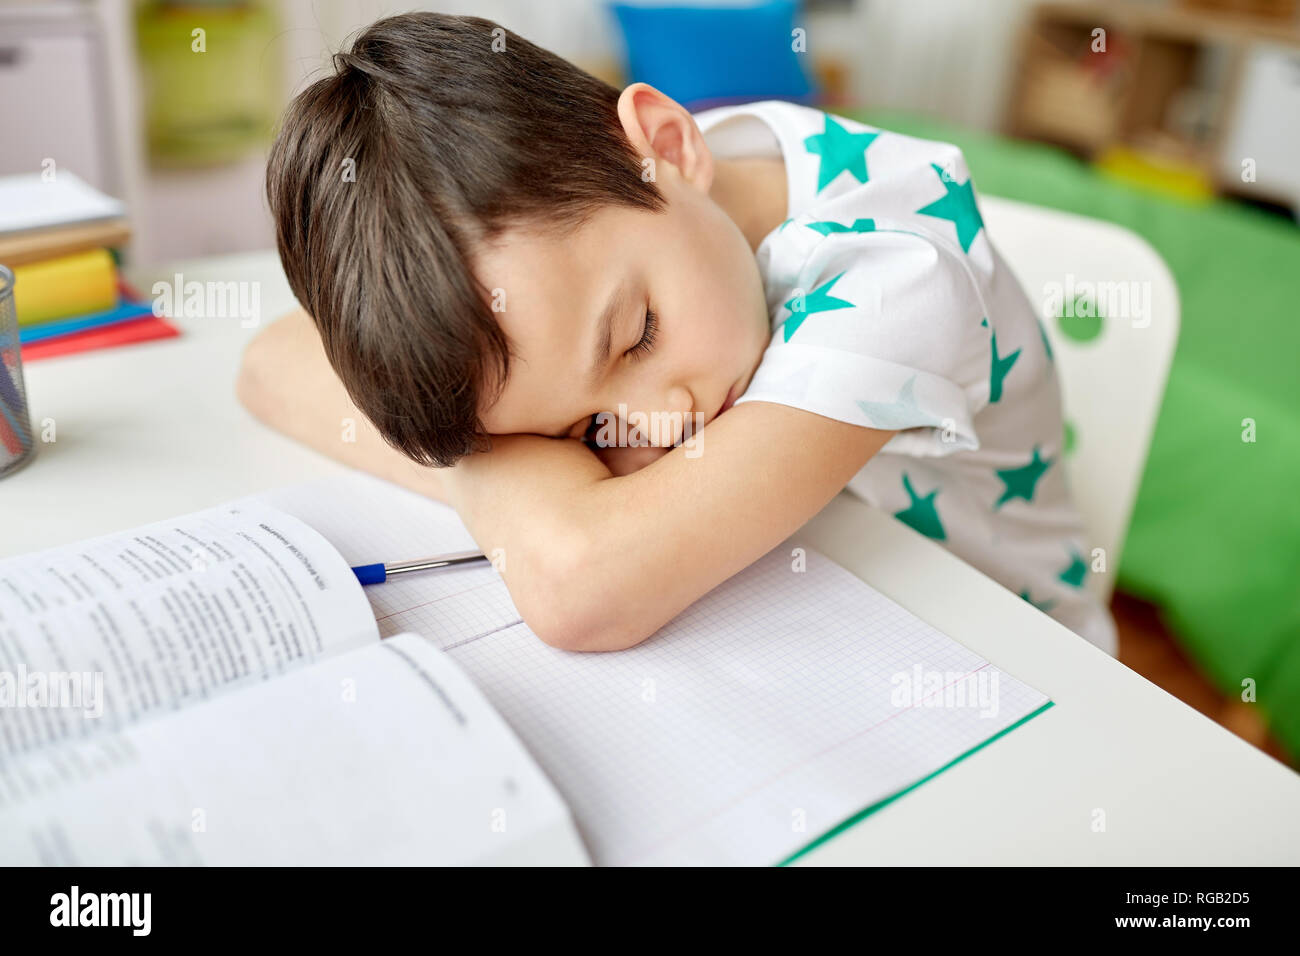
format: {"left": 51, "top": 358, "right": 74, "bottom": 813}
{"left": 980, "top": 196, "right": 1180, "bottom": 603}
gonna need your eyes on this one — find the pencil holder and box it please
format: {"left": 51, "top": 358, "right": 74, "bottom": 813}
{"left": 0, "top": 265, "right": 36, "bottom": 478}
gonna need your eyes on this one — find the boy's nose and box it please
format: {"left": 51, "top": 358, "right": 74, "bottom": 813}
{"left": 614, "top": 385, "right": 694, "bottom": 447}
{"left": 657, "top": 385, "right": 696, "bottom": 447}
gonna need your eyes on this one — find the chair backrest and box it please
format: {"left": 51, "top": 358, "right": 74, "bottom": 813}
{"left": 980, "top": 196, "right": 1180, "bottom": 603}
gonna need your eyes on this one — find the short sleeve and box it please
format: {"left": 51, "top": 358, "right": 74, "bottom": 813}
{"left": 735, "top": 225, "right": 993, "bottom": 457}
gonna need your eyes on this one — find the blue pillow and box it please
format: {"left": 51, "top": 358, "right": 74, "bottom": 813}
{"left": 609, "top": 1, "right": 816, "bottom": 110}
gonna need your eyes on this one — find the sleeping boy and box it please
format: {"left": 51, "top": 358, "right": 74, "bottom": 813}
{"left": 239, "top": 12, "right": 1117, "bottom": 654}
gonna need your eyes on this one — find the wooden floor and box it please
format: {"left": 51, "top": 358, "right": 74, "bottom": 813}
{"left": 1111, "top": 591, "right": 1294, "bottom": 768}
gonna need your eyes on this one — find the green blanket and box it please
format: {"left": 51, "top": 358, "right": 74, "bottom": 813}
{"left": 846, "top": 109, "right": 1300, "bottom": 760}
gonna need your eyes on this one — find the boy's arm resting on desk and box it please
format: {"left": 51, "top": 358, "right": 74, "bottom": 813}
{"left": 443, "top": 406, "right": 894, "bottom": 652}
{"left": 235, "top": 308, "right": 452, "bottom": 504}
{"left": 236, "top": 309, "right": 894, "bottom": 654}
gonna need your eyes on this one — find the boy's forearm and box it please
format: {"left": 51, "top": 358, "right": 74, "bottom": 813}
{"left": 446, "top": 405, "right": 893, "bottom": 652}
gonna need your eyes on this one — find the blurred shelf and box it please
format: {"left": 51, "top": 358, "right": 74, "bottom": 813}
{"left": 1004, "top": 0, "right": 1300, "bottom": 210}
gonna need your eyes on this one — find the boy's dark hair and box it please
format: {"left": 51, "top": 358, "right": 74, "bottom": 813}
{"left": 266, "top": 13, "right": 663, "bottom": 466}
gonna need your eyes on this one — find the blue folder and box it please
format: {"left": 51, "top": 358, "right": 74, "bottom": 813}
{"left": 20, "top": 300, "right": 155, "bottom": 344}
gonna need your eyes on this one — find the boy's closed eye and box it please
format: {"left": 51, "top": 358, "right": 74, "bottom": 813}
{"left": 557, "top": 303, "right": 661, "bottom": 441}
{"left": 628, "top": 304, "right": 658, "bottom": 358}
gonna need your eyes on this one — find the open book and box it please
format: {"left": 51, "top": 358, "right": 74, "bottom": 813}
{"left": 1, "top": 472, "right": 1052, "bottom": 866}
{"left": 0, "top": 500, "right": 588, "bottom": 865}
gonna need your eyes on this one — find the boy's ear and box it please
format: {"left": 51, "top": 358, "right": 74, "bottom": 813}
{"left": 616, "top": 83, "right": 713, "bottom": 192}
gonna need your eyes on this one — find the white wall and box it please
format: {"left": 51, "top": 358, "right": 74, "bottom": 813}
{"left": 282, "top": 0, "right": 619, "bottom": 96}
{"left": 841, "top": 0, "right": 1034, "bottom": 131}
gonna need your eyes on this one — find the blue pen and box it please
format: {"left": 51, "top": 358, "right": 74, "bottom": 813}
{"left": 351, "top": 550, "right": 488, "bottom": 585}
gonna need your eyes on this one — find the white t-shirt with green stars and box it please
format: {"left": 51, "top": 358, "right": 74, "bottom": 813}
{"left": 695, "top": 100, "right": 1117, "bottom": 655}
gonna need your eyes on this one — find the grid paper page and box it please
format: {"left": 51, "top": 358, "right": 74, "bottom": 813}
{"left": 255, "top": 472, "right": 1051, "bottom": 866}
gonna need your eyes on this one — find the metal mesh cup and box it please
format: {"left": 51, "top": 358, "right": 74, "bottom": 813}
{"left": 0, "top": 264, "right": 36, "bottom": 478}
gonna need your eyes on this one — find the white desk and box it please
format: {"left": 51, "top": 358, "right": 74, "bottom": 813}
{"left": 3, "top": 251, "right": 1297, "bottom": 865}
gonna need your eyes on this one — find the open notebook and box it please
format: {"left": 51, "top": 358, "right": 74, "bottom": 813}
{"left": 0, "top": 471, "right": 1051, "bottom": 866}
{"left": 261, "top": 473, "right": 1052, "bottom": 866}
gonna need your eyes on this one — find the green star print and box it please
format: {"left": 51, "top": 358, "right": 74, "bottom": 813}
{"left": 989, "top": 329, "right": 1020, "bottom": 403}
{"left": 805, "top": 218, "right": 877, "bottom": 236}
{"left": 895, "top": 473, "right": 946, "bottom": 540}
{"left": 994, "top": 446, "right": 1052, "bottom": 509}
{"left": 1058, "top": 548, "right": 1088, "bottom": 588}
{"left": 916, "top": 163, "right": 984, "bottom": 253}
{"left": 804, "top": 115, "right": 879, "bottom": 193}
{"left": 781, "top": 272, "right": 854, "bottom": 342}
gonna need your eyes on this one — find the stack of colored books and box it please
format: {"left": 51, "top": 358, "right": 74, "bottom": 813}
{"left": 0, "top": 172, "right": 180, "bottom": 361}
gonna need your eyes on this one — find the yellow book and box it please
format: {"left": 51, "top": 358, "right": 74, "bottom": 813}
{"left": 12, "top": 248, "right": 118, "bottom": 326}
